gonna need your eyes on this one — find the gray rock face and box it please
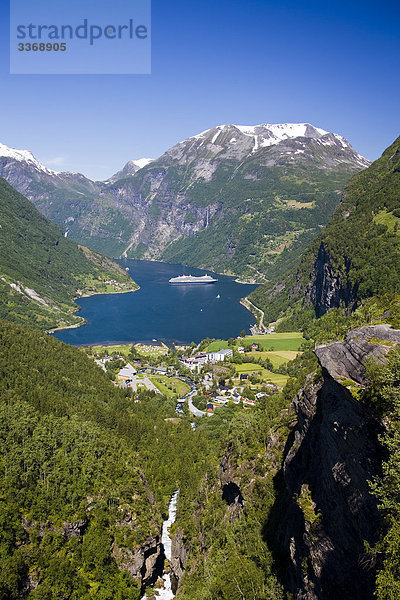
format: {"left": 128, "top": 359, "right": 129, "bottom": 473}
{"left": 271, "top": 326, "right": 399, "bottom": 600}
{"left": 219, "top": 451, "right": 245, "bottom": 521}
{"left": 170, "top": 529, "right": 188, "bottom": 593}
{"left": 305, "top": 242, "right": 357, "bottom": 317}
{"left": 113, "top": 535, "right": 163, "bottom": 588}
{"left": 316, "top": 324, "right": 400, "bottom": 385}
{"left": 62, "top": 519, "right": 88, "bottom": 540}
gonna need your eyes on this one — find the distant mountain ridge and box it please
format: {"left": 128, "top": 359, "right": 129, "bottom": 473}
{"left": 0, "top": 124, "right": 370, "bottom": 279}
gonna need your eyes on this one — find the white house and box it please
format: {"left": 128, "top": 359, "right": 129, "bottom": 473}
{"left": 206, "top": 349, "right": 233, "bottom": 363}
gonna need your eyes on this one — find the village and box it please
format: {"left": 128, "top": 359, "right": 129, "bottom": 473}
{"left": 85, "top": 331, "right": 305, "bottom": 417}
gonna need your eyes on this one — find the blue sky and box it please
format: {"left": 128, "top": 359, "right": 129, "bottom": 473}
{"left": 0, "top": 0, "right": 399, "bottom": 180}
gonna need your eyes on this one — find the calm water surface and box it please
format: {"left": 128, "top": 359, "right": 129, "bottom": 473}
{"left": 53, "top": 259, "right": 258, "bottom": 346}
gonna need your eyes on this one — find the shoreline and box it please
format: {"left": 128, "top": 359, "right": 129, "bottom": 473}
{"left": 240, "top": 296, "right": 267, "bottom": 332}
{"left": 47, "top": 285, "right": 139, "bottom": 334}
{"left": 75, "top": 340, "right": 169, "bottom": 349}
{"left": 47, "top": 318, "right": 87, "bottom": 334}
{"left": 75, "top": 285, "right": 139, "bottom": 300}
{"left": 235, "top": 278, "right": 257, "bottom": 285}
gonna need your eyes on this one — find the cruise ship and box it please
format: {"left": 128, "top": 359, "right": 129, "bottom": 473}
{"left": 169, "top": 274, "right": 218, "bottom": 284}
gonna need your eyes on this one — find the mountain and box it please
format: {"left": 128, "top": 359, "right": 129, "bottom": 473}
{"left": 250, "top": 135, "right": 400, "bottom": 330}
{"left": 107, "top": 158, "right": 154, "bottom": 183}
{"left": 81, "top": 123, "right": 370, "bottom": 277}
{"left": 0, "top": 176, "right": 137, "bottom": 330}
{"left": 0, "top": 141, "right": 104, "bottom": 237}
{"left": 0, "top": 126, "right": 369, "bottom": 278}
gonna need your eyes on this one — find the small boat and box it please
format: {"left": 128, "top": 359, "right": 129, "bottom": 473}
{"left": 216, "top": 294, "right": 220, "bottom": 299}
{"left": 125, "top": 267, "right": 130, "bottom": 271}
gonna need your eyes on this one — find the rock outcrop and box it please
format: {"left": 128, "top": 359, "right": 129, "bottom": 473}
{"left": 270, "top": 325, "right": 400, "bottom": 600}
{"left": 315, "top": 324, "right": 400, "bottom": 385}
{"left": 113, "top": 535, "right": 164, "bottom": 589}
{"left": 219, "top": 450, "right": 245, "bottom": 520}
{"left": 170, "top": 529, "right": 189, "bottom": 593}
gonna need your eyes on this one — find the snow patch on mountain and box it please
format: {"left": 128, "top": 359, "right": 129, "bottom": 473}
{"left": 183, "top": 122, "right": 333, "bottom": 154}
{"left": 0, "top": 141, "right": 59, "bottom": 175}
{"left": 130, "top": 158, "right": 154, "bottom": 169}
{"left": 236, "top": 122, "right": 328, "bottom": 139}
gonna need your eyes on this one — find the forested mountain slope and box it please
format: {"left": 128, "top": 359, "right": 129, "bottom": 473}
{"left": 251, "top": 135, "right": 400, "bottom": 328}
{"left": 0, "top": 177, "right": 137, "bottom": 329}
{"left": 0, "top": 322, "right": 209, "bottom": 599}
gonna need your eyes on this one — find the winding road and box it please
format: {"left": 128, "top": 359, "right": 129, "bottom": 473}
{"left": 175, "top": 377, "right": 207, "bottom": 417}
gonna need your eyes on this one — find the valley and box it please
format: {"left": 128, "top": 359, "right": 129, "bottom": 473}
{"left": 1, "top": 131, "right": 400, "bottom": 600}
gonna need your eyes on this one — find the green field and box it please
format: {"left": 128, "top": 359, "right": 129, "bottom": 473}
{"left": 149, "top": 376, "right": 190, "bottom": 399}
{"left": 243, "top": 350, "right": 299, "bottom": 368}
{"left": 206, "top": 332, "right": 305, "bottom": 353}
{"left": 88, "top": 343, "right": 132, "bottom": 358}
{"left": 233, "top": 363, "right": 289, "bottom": 386}
{"left": 373, "top": 209, "right": 400, "bottom": 234}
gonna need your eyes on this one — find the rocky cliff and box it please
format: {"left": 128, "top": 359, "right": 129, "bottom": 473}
{"left": 170, "top": 529, "right": 189, "bottom": 593}
{"left": 113, "top": 535, "right": 164, "bottom": 590}
{"left": 304, "top": 242, "right": 357, "bottom": 317}
{"left": 271, "top": 325, "right": 400, "bottom": 600}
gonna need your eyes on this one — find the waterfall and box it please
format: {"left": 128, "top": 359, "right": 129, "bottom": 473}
{"left": 141, "top": 490, "right": 179, "bottom": 599}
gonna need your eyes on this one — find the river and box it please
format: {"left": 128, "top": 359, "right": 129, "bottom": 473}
{"left": 53, "top": 259, "right": 257, "bottom": 346}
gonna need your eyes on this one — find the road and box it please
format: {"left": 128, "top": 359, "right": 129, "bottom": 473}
{"left": 187, "top": 392, "right": 206, "bottom": 417}
{"left": 175, "top": 377, "right": 207, "bottom": 417}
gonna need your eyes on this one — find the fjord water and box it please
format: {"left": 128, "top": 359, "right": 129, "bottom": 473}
{"left": 53, "top": 259, "right": 257, "bottom": 346}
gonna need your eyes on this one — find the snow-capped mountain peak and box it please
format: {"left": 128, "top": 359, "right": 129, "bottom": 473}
{"left": 174, "top": 122, "right": 370, "bottom": 169}
{"left": 185, "top": 122, "right": 329, "bottom": 146}
{"left": 129, "top": 158, "right": 154, "bottom": 170}
{"left": 235, "top": 122, "right": 328, "bottom": 139}
{"left": 107, "top": 157, "right": 154, "bottom": 183}
{"left": 0, "top": 141, "right": 59, "bottom": 175}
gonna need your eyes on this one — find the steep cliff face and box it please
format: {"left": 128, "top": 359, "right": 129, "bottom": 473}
{"left": 113, "top": 535, "right": 164, "bottom": 589}
{"left": 272, "top": 325, "right": 400, "bottom": 600}
{"left": 304, "top": 242, "right": 357, "bottom": 317}
{"left": 170, "top": 529, "right": 189, "bottom": 593}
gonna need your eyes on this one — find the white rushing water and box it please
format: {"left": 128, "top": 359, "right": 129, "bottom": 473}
{"left": 141, "top": 490, "right": 179, "bottom": 600}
